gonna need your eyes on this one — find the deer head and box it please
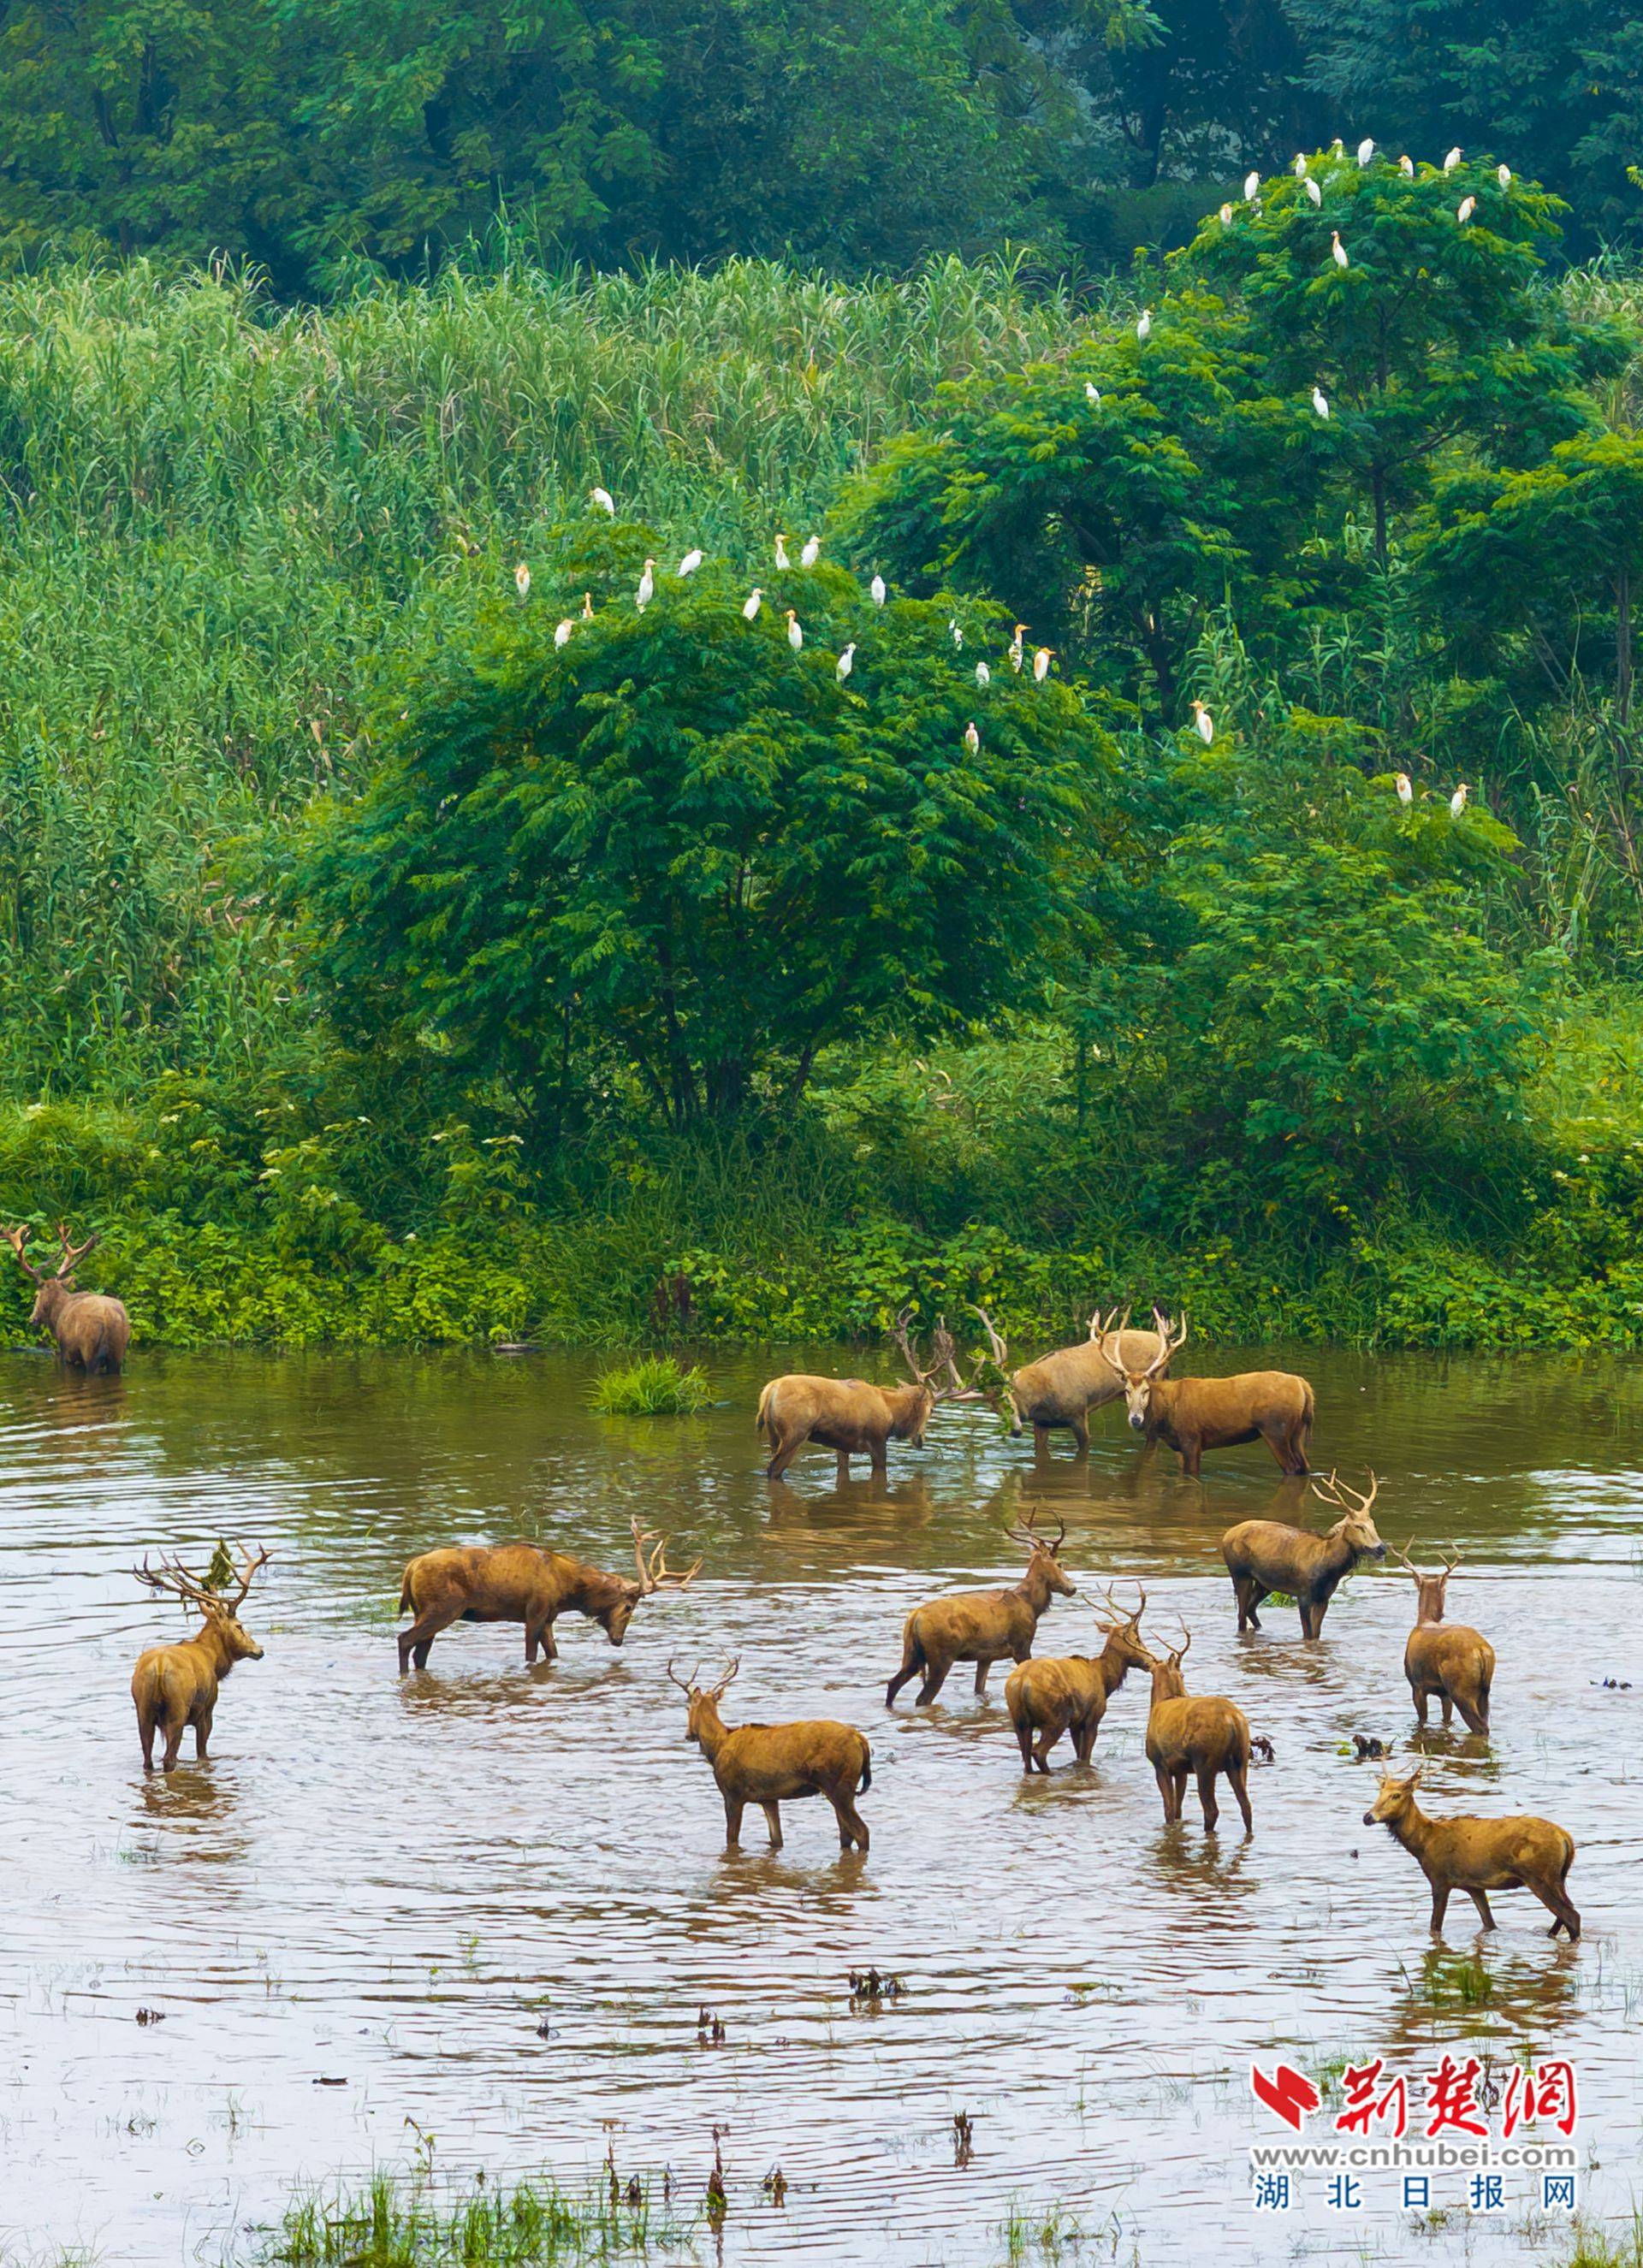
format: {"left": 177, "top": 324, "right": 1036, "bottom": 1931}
{"left": 668, "top": 1655, "right": 739, "bottom": 1744}
{"left": 1364, "top": 1763, "right": 1424, "bottom": 1830}
{"left": 598, "top": 1519, "right": 702, "bottom": 1645}
{"left": 1388, "top": 1537, "right": 1458, "bottom": 1624}
{"left": 4, "top": 1222, "right": 99, "bottom": 1327}
{"left": 1093, "top": 1306, "right": 1188, "bottom": 1430}
{"left": 1310, "top": 1470, "right": 1387, "bottom": 1561}
{"left": 133, "top": 1543, "right": 270, "bottom": 1662}
{"left": 1140, "top": 1617, "right": 1192, "bottom": 1697}
{"left": 1006, "top": 1508, "right": 1077, "bottom": 1597}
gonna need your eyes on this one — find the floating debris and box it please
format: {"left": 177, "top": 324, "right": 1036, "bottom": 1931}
{"left": 1593, "top": 1678, "right": 1632, "bottom": 1690}
{"left": 697, "top": 2004, "right": 726, "bottom": 2043}
{"left": 849, "top": 1968, "right": 907, "bottom": 2002}
{"left": 953, "top": 2110, "right": 976, "bottom": 2166}
{"left": 762, "top": 2164, "right": 788, "bottom": 2206}
{"left": 1250, "top": 1734, "right": 1276, "bottom": 1764}
{"left": 1353, "top": 1734, "right": 1389, "bottom": 1760}
{"left": 134, "top": 2007, "right": 167, "bottom": 2026}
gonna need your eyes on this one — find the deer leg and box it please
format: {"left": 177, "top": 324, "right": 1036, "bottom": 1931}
{"left": 194, "top": 1709, "right": 212, "bottom": 1761}
{"left": 761, "top": 1803, "right": 783, "bottom": 1850}
{"left": 161, "top": 1716, "right": 186, "bottom": 1773}
{"left": 914, "top": 1655, "right": 952, "bottom": 1704}
{"left": 1032, "top": 1727, "right": 1057, "bottom": 1774}
{"left": 1033, "top": 1424, "right": 1051, "bottom": 1457}
{"left": 1468, "top": 1888, "right": 1496, "bottom": 1930}
{"left": 833, "top": 1794, "right": 869, "bottom": 1851}
{"left": 973, "top": 1657, "right": 990, "bottom": 1697}
{"left": 886, "top": 1640, "right": 923, "bottom": 1708}
{"left": 1545, "top": 1888, "right": 1581, "bottom": 1941}
{"left": 836, "top": 1453, "right": 851, "bottom": 1483}
{"left": 1439, "top": 1695, "right": 1454, "bottom": 1726}
{"left": 764, "top": 1435, "right": 798, "bottom": 1481}
{"left": 870, "top": 1442, "right": 889, "bottom": 1477}
{"left": 722, "top": 1797, "right": 744, "bottom": 1847}
{"left": 1154, "top": 1765, "right": 1175, "bottom": 1822}
{"left": 399, "top": 1607, "right": 460, "bottom": 1673}
{"left": 1014, "top": 1721, "right": 1035, "bottom": 1771}
{"left": 1430, "top": 1883, "right": 1450, "bottom": 1935}
{"left": 1171, "top": 1768, "right": 1189, "bottom": 1822}
{"left": 1195, "top": 1765, "right": 1219, "bottom": 1831}
{"left": 1228, "top": 1762, "right": 1254, "bottom": 1834}
{"left": 1300, "top": 1600, "right": 1321, "bottom": 1641}
{"left": 1069, "top": 1414, "right": 1089, "bottom": 1457}
{"left": 1180, "top": 1442, "right": 1202, "bottom": 1480}
{"left": 1411, "top": 1683, "right": 1429, "bottom": 1726}
{"left": 137, "top": 1713, "right": 156, "bottom": 1771}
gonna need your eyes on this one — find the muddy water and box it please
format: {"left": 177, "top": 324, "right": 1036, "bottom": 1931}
{"left": 3, "top": 1344, "right": 1641, "bottom": 2265}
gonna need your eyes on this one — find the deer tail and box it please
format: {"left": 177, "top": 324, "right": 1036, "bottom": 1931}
{"left": 756, "top": 1381, "right": 774, "bottom": 1435}
{"left": 399, "top": 1566, "right": 415, "bottom": 1614}
{"left": 858, "top": 1737, "right": 872, "bottom": 1791}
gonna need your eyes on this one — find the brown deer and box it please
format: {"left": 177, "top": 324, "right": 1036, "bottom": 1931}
{"left": 1141, "top": 1623, "right": 1254, "bottom": 1833}
{"left": 886, "top": 1510, "right": 1077, "bottom": 1708}
{"left": 972, "top": 1307, "right": 1174, "bottom": 1455}
{"left": 1005, "top": 1581, "right": 1151, "bottom": 1771}
{"left": 397, "top": 1518, "right": 699, "bottom": 1672}
{"left": 1365, "top": 1766, "right": 1579, "bottom": 1939}
{"left": 130, "top": 1545, "right": 270, "bottom": 1771}
{"left": 1222, "top": 1470, "right": 1388, "bottom": 1639}
{"left": 669, "top": 1657, "right": 872, "bottom": 1851}
{"left": 1093, "top": 1309, "right": 1314, "bottom": 1479}
{"left": 5, "top": 1223, "right": 130, "bottom": 1371}
{"left": 1390, "top": 1543, "right": 1495, "bottom": 1734}
{"left": 756, "top": 1312, "right": 976, "bottom": 1481}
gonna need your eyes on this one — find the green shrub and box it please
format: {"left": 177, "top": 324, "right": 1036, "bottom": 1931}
{"left": 590, "top": 1357, "right": 715, "bottom": 1415}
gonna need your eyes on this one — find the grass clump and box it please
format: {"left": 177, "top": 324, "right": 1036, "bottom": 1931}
{"left": 270, "top": 2169, "right": 689, "bottom": 2264}
{"left": 590, "top": 1356, "right": 715, "bottom": 1416}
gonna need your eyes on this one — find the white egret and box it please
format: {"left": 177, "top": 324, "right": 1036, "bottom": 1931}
{"left": 1312, "top": 386, "right": 1330, "bottom": 418}
{"left": 1136, "top": 308, "right": 1153, "bottom": 341}
{"left": 963, "top": 720, "right": 981, "bottom": 756}
{"left": 1444, "top": 146, "right": 1462, "bottom": 172}
{"left": 743, "top": 589, "right": 762, "bottom": 621}
{"left": 1395, "top": 771, "right": 1413, "bottom": 806}
{"left": 1450, "top": 782, "right": 1470, "bottom": 816}
{"left": 554, "top": 618, "right": 573, "bottom": 649}
{"left": 581, "top": 591, "right": 594, "bottom": 620}
{"left": 774, "top": 533, "right": 792, "bottom": 570}
{"left": 837, "top": 643, "right": 855, "bottom": 683}
{"left": 801, "top": 535, "right": 821, "bottom": 567}
{"left": 513, "top": 561, "right": 531, "bottom": 600}
{"left": 786, "top": 609, "right": 803, "bottom": 652}
{"left": 1498, "top": 163, "right": 1511, "bottom": 188}
{"left": 950, "top": 619, "right": 964, "bottom": 649}
{"left": 1009, "top": 624, "right": 1027, "bottom": 672}
{"left": 1219, "top": 204, "right": 1233, "bottom": 226}
{"left": 635, "top": 559, "right": 655, "bottom": 611}
{"left": 1331, "top": 231, "right": 1349, "bottom": 269}
{"left": 1190, "top": 700, "right": 1214, "bottom": 746}
{"left": 1399, "top": 154, "right": 1415, "bottom": 178}
{"left": 1305, "top": 176, "right": 1322, "bottom": 207}
{"left": 590, "top": 486, "right": 615, "bottom": 515}
{"left": 677, "top": 548, "right": 703, "bottom": 577}
{"left": 1033, "top": 647, "right": 1051, "bottom": 683}
{"left": 1457, "top": 195, "right": 1475, "bottom": 223}
{"left": 976, "top": 660, "right": 990, "bottom": 688}
{"left": 1243, "top": 170, "right": 1260, "bottom": 201}
{"left": 1357, "top": 137, "right": 1375, "bottom": 165}
{"left": 870, "top": 573, "right": 887, "bottom": 606}
{"left": 1086, "top": 380, "right": 1101, "bottom": 404}
{"left": 1293, "top": 153, "right": 1308, "bottom": 178}
{"left": 1331, "top": 138, "right": 1344, "bottom": 154}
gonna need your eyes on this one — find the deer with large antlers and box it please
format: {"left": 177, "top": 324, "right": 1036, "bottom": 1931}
{"left": 1221, "top": 1470, "right": 1387, "bottom": 1639}
{"left": 397, "top": 1519, "right": 700, "bottom": 1672}
{"left": 1141, "top": 1622, "right": 1254, "bottom": 1833}
{"left": 1390, "top": 1543, "right": 1495, "bottom": 1734}
{"left": 756, "top": 1312, "right": 978, "bottom": 1483}
{"left": 130, "top": 1544, "right": 270, "bottom": 1770}
{"left": 1005, "top": 1581, "right": 1151, "bottom": 1772}
{"left": 971, "top": 1307, "right": 1176, "bottom": 1455}
{"left": 669, "top": 1658, "right": 872, "bottom": 1851}
{"left": 1365, "top": 1766, "right": 1578, "bottom": 1939}
{"left": 885, "top": 1510, "right": 1077, "bottom": 1708}
{"left": 4, "top": 1223, "right": 130, "bottom": 1371}
{"left": 1093, "top": 1310, "right": 1314, "bottom": 1480}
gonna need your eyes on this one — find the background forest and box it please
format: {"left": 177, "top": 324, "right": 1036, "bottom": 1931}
{"left": 3, "top": 0, "right": 1643, "bottom": 1353}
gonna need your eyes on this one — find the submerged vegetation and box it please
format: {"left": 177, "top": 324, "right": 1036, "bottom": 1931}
{"left": 267, "top": 2169, "right": 692, "bottom": 2265}
{"left": 590, "top": 1359, "right": 715, "bottom": 1416}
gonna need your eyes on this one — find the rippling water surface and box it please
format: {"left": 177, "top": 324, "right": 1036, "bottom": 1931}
{"left": 3, "top": 1343, "right": 1641, "bottom": 2264}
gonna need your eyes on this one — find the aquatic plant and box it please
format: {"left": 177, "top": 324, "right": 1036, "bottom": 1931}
{"left": 270, "top": 2168, "right": 694, "bottom": 2265}
{"left": 590, "top": 1358, "right": 715, "bottom": 1416}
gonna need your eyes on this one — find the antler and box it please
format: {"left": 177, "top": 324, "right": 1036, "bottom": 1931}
{"left": 1171, "top": 1619, "right": 1192, "bottom": 1664}
{"left": 133, "top": 1552, "right": 217, "bottom": 1609}
{"left": 890, "top": 1306, "right": 927, "bottom": 1383}
{"left": 707, "top": 1655, "right": 740, "bottom": 1700}
{"left": 1088, "top": 1304, "right": 1130, "bottom": 1345}
{"left": 972, "top": 1306, "right": 1010, "bottom": 1371}
{"left": 1095, "top": 1578, "right": 1148, "bottom": 1625}
{"left": 1146, "top": 1306, "right": 1188, "bottom": 1377}
{"left": 666, "top": 1656, "right": 700, "bottom": 1695}
{"left": 629, "top": 1517, "right": 702, "bottom": 1596}
{"left": 1438, "top": 1540, "right": 1462, "bottom": 1574}
{"left": 222, "top": 1543, "right": 270, "bottom": 1608}
{"left": 3, "top": 1225, "right": 41, "bottom": 1283}
{"left": 1310, "top": 1467, "right": 1379, "bottom": 1518}
{"left": 1007, "top": 1506, "right": 1065, "bottom": 1554}
{"left": 54, "top": 1222, "right": 98, "bottom": 1280}
{"left": 1387, "top": 1538, "right": 1421, "bottom": 1576}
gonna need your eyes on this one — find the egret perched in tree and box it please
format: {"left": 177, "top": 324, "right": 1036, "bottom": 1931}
{"left": 1331, "top": 231, "right": 1349, "bottom": 269}
{"left": 964, "top": 720, "right": 981, "bottom": 755}
{"left": 555, "top": 618, "right": 573, "bottom": 648}
{"left": 774, "top": 533, "right": 792, "bottom": 571}
{"left": 976, "top": 660, "right": 990, "bottom": 687}
{"left": 950, "top": 619, "right": 964, "bottom": 649}
{"left": 1357, "top": 137, "right": 1374, "bottom": 165}
{"left": 1306, "top": 177, "right": 1322, "bottom": 207}
{"left": 1498, "top": 163, "right": 1511, "bottom": 188}
{"left": 1312, "top": 386, "right": 1330, "bottom": 418}
{"left": 743, "top": 589, "right": 762, "bottom": 621}
{"left": 1457, "top": 195, "right": 1475, "bottom": 223}
{"left": 677, "top": 549, "right": 703, "bottom": 577}
{"left": 1033, "top": 647, "right": 1051, "bottom": 683}
{"left": 1399, "top": 154, "right": 1415, "bottom": 178}
{"left": 1293, "top": 152, "right": 1308, "bottom": 177}
{"left": 1444, "top": 147, "right": 1462, "bottom": 172}
{"left": 870, "top": 573, "right": 887, "bottom": 606}
{"left": 514, "top": 561, "right": 531, "bottom": 600}
{"left": 636, "top": 559, "right": 655, "bottom": 610}
{"left": 1243, "top": 170, "right": 1260, "bottom": 202}
{"left": 1190, "top": 701, "right": 1214, "bottom": 745}
{"left": 1086, "top": 380, "right": 1101, "bottom": 404}
{"left": 786, "top": 610, "right": 803, "bottom": 651}
{"left": 1009, "top": 625, "right": 1027, "bottom": 672}
{"left": 581, "top": 592, "right": 594, "bottom": 619}
{"left": 801, "top": 535, "right": 821, "bottom": 567}
{"left": 590, "top": 486, "right": 614, "bottom": 515}
{"left": 1450, "top": 782, "right": 1470, "bottom": 816}
{"left": 1136, "top": 308, "right": 1153, "bottom": 340}
{"left": 1331, "top": 138, "right": 1344, "bottom": 154}
{"left": 1219, "top": 204, "right": 1233, "bottom": 226}
{"left": 1395, "top": 772, "right": 1413, "bottom": 805}
{"left": 836, "top": 643, "right": 855, "bottom": 683}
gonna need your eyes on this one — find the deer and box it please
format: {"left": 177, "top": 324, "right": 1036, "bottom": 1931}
{"left": 130, "top": 1544, "right": 270, "bottom": 1771}
{"left": 1093, "top": 1308, "right": 1314, "bottom": 1479}
{"left": 4, "top": 1223, "right": 130, "bottom": 1371}
{"left": 1005, "top": 1581, "right": 1151, "bottom": 1772}
{"left": 756, "top": 1311, "right": 977, "bottom": 1482}
{"left": 1390, "top": 1542, "right": 1495, "bottom": 1734}
{"left": 971, "top": 1307, "right": 1175, "bottom": 1455}
{"left": 1365, "top": 1766, "right": 1579, "bottom": 1939}
{"left": 668, "top": 1658, "right": 872, "bottom": 1851}
{"left": 885, "top": 1510, "right": 1077, "bottom": 1708}
{"left": 1221, "top": 1469, "right": 1388, "bottom": 1639}
{"left": 397, "top": 1518, "right": 699, "bottom": 1672}
{"left": 1141, "top": 1622, "right": 1254, "bottom": 1833}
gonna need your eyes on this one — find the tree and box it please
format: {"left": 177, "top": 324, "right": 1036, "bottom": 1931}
{"left": 290, "top": 538, "right": 1112, "bottom": 1133}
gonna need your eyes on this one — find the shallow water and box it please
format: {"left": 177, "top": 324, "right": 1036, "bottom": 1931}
{"left": 2, "top": 1342, "right": 1641, "bottom": 2265}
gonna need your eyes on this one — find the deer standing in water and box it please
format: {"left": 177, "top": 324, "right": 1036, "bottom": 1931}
{"left": 1365, "top": 1766, "right": 1578, "bottom": 1939}
{"left": 669, "top": 1658, "right": 872, "bottom": 1851}
{"left": 398, "top": 1519, "right": 699, "bottom": 1671}
{"left": 1221, "top": 1470, "right": 1388, "bottom": 1638}
{"left": 756, "top": 1312, "right": 978, "bottom": 1482}
{"left": 1005, "top": 1582, "right": 1151, "bottom": 1771}
{"left": 886, "top": 1511, "right": 1077, "bottom": 1707}
{"left": 1094, "top": 1309, "right": 1314, "bottom": 1478}
{"left": 1391, "top": 1543, "right": 1495, "bottom": 1733}
{"left": 130, "top": 1545, "right": 270, "bottom": 1770}
{"left": 4, "top": 1223, "right": 130, "bottom": 1371}
{"left": 1141, "top": 1623, "right": 1254, "bottom": 1833}
{"left": 971, "top": 1308, "right": 1174, "bottom": 1455}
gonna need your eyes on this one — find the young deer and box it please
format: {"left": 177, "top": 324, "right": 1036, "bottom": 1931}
{"left": 756, "top": 1312, "right": 976, "bottom": 1482}
{"left": 972, "top": 1307, "right": 1174, "bottom": 1456}
{"left": 398, "top": 1519, "right": 698, "bottom": 1671}
{"left": 131, "top": 1545, "right": 270, "bottom": 1770}
{"left": 1094, "top": 1308, "right": 1314, "bottom": 1478}
{"left": 1222, "top": 1470, "right": 1387, "bottom": 1639}
{"left": 1005, "top": 1581, "right": 1151, "bottom": 1772}
{"left": 886, "top": 1511, "right": 1077, "bottom": 1708}
{"left": 1142, "top": 1624, "right": 1254, "bottom": 1833}
{"left": 1391, "top": 1543, "right": 1495, "bottom": 1733}
{"left": 669, "top": 1658, "right": 872, "bottom": 1851}
{"left": 4, "top": 1223, "right": 130, "bottom": 1371}
{"left": 1365, "top": 1767, "right": 1578, "bottom": 1939}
